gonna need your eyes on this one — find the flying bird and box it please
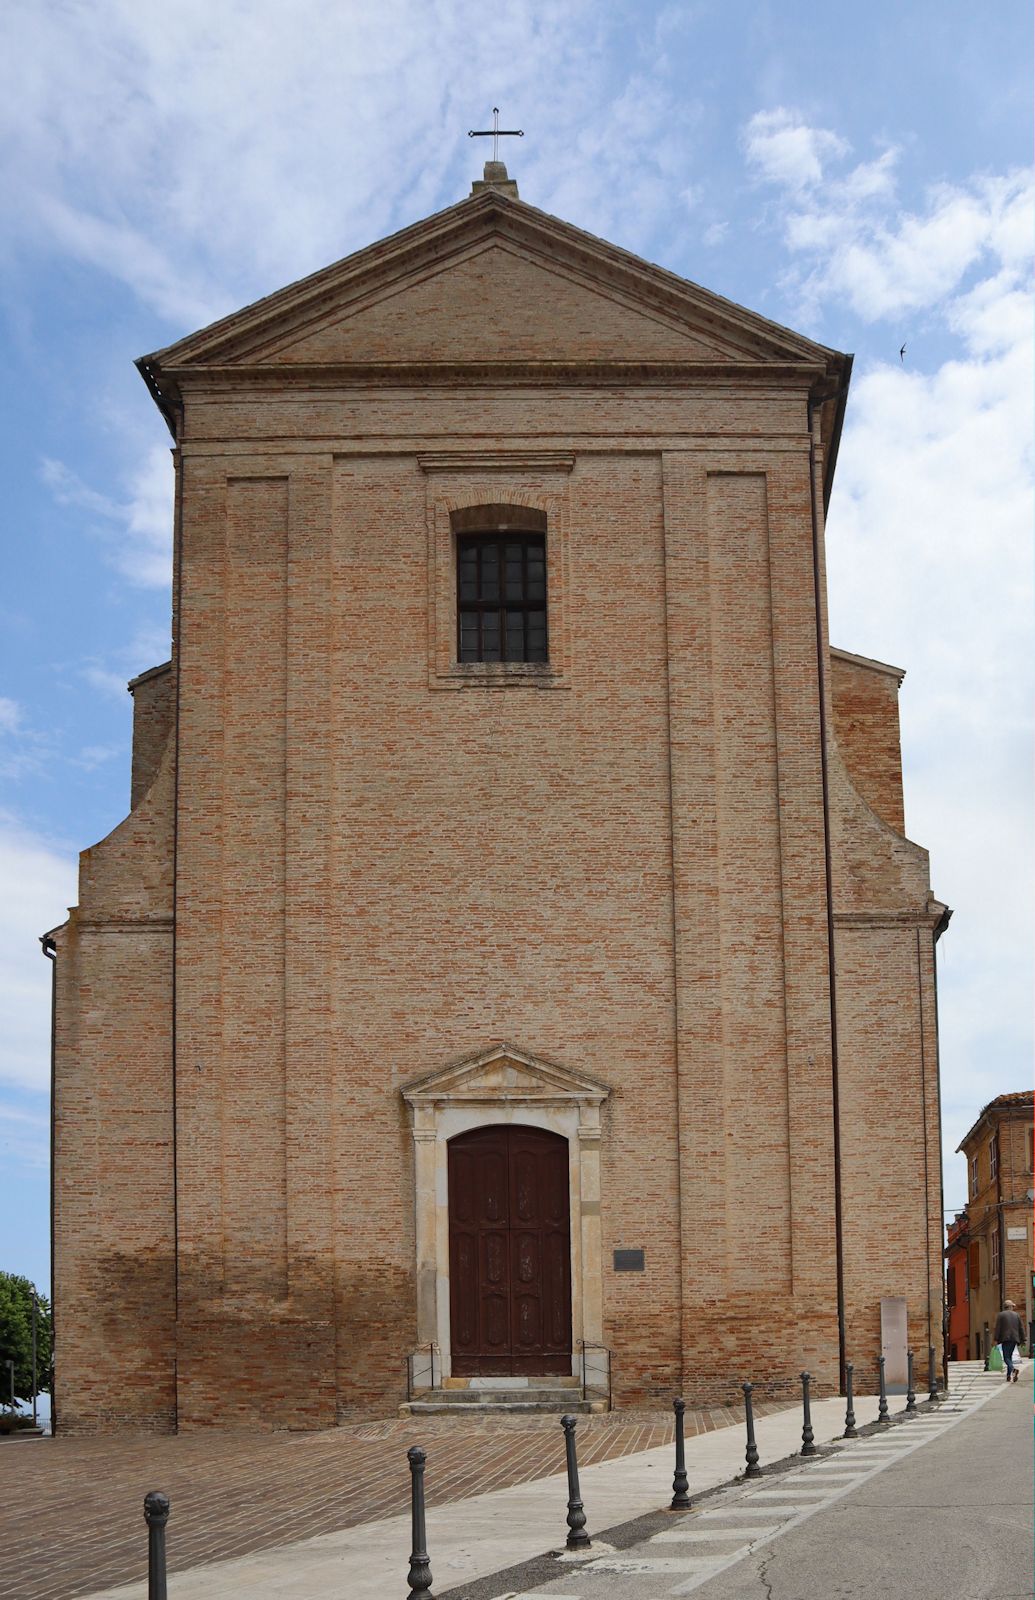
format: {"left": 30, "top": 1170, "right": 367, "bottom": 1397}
{"left": 899, "top": 343, "right": 907, "bottom": 363}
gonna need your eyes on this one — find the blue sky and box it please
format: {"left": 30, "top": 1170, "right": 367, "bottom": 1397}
{"left": 2, "top": 1, "right": 1031, "bottom": 1296}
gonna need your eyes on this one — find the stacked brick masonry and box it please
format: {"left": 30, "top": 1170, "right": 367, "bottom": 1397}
{"left": 127, "top": 661, "right": 174, "bottom": 808}
{"left": 828, "top": 651, "right": 947, "bottom": 1370}
{"left": 51, "top": 743, "right": 176, "bottom": 1432}
{"left": 829, "top": 650, "right": 904, "bottom": 833}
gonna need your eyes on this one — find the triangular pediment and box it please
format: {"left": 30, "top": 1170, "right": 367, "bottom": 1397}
{"left": 400, "top": 1042, "right": 610, "bottom": 1107}
{"left": 142, "top": 190, "right": 842, "bottom": 376}
{"left": 259, "top": 241, "right": 732, "bottom": 365}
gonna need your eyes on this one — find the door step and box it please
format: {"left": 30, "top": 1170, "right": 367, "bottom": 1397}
{"left": 400, "top": 1377, "right": 607, "bottom": 1417}
{"left": 401, "top": 1393, "right": 599, "bottom": 1417}
{"left": 450, "top": 1375, "right": 581, "bottom": 1390}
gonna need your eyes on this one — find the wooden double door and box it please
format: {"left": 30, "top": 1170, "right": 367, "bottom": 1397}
{"left": 448, "top": 1124, "right": 572, "bottom": 1376}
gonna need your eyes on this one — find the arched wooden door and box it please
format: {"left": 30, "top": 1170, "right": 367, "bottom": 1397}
{"left": 448, "top": 1124, "right": 572, "bottom": 1376}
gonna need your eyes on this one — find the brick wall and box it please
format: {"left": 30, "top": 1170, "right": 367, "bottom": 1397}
{"left": 51, "top": 196, "right": 946, "bottom": 1428}
{"left": 53, "top": 743, "right": 175, "bottom": 1432}
{"left": 128, "top": 660, "right": 174, "bottom": 808}
{"left": 830, "top": 649, "right": 905, "bottom": 834}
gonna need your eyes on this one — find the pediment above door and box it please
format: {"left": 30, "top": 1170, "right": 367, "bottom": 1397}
{"left": 400, "top": 1042, "right": 610, "bottom": 1110}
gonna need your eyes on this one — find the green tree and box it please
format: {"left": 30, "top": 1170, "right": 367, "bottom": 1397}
{"left": 0, "top": 1273, "right": 52, "bottom": 1404}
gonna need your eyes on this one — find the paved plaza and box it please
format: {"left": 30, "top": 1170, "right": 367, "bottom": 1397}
{"left": 2, "top": 1399, "right": 788, "bottom": 1600}
{"left": 4, "top": 1367, "right": 1009, "bottom": 1600}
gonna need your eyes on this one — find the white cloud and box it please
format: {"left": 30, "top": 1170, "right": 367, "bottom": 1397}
{"left": 0, "top": 814, "right": 78, "bottom": 1093}
{"left": 0, "top": 0, "right": 713, "bottom": 351}
{"left": 0, "top": 697, "right": 49, "bottom": 781}
{"left": 71, "top": 744, "right": 123, "bottom": 772}
{"left": 799, "top": 175, "right": 1035, "bottom": 1214}
{"left": 737, "top": 109, "right": 1033, "bottom": 1212}
{"left": 41, "top": 444, "right": 173, "bottom": 589}
{"left": 80, "top": 665, "right": 133, "bottom": 701}
{"left": 2, "top": 0, "right": 694, "bottom": 328}
{"left": 34, "top": 195, "right": 225, "bottom": 330}
{"left": 827, "top": 332, "right": 1033, "bottom": 1207}
{"left": 744, "top": 108, "right": 1033, "bottom": 330}
{"left": 743, "top": 108, "right": 849, "bottom": 192}
{"left": 0, "top": 1098, "right": 49, "bottom": 1173}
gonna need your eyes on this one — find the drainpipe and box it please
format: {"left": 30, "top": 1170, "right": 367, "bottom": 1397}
{"left": 40, "top": 933, "right": 57, "bottom": 1436}
{"left": 806, "top": 387, "right": 846, "bottom": 1390}
{"left": 995, "top": 1128, "right": 1005, "bottom": 1334}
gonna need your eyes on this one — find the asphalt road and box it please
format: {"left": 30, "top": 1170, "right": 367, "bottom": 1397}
{"left": 682, "top": 1375, "right": 1033, "bottom": 1600}
{"left": 453, "top": 1368, "right": 1031, "bottom": 1600}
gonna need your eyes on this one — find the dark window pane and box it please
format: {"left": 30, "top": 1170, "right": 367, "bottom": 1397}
{"left": 459, "top": 613, "right": 480, "bottom": 661}
{"left": 504, "top": 557, "right": 524, "bottom": 600}
{"left": 481, "top": 611, "right": 500, "bottom": 661}
{"left": 527, "top": 612, "right": 547, "bottom": 661}
{"left": 505, "top": 610, "right": 525, "bottom": 660}
{"left": 480, "top": 542, "right": 499, "bottom": 601}
{"left": 456, "top": 531, "right": 548, "bottom": 663}
{"left": 459, "top": 547, "right": 478, "bottom": 601}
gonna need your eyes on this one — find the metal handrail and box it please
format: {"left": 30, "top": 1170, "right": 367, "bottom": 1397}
{"left": 576, "top": 1340, "right": 612, "bottom": 1409}
{"left": 406, "top": 1343, "right": 439, "bottom": 1402}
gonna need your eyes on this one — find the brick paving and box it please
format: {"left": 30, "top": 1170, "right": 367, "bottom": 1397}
{"left": 1, "top": 1401, "right": 794, "bottom": 1600}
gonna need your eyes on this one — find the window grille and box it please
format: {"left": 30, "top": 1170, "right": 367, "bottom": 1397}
{"left": 457, "top": 532, "right": 548, "bottom": 663}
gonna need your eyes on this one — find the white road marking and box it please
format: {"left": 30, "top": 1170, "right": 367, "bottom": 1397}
{"left": 698, "top": 1506, "right": 793, "bottom": 1519}
{"left": 749, "top": 1487, "right": 832, "bottom": 1498}
{"left": 589, "top": 1555, "right": 724, "bottom": 1574}
{"left": 650, "top": 1528, "right": 778, "bottom": 1542}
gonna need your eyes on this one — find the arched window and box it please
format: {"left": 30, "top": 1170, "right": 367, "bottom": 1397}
{"left": 453, "top": 505, "right": 548, "bottom": 664}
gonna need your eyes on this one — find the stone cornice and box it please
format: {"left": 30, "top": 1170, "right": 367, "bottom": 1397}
{"left": 832, "top": 906, "right": 949, "bottom": 931}
{"left": 417, "top": 450, "right": 575, "bottom": 473}
{"left": 165, "top": 359, "right": 828, "bottom": 394}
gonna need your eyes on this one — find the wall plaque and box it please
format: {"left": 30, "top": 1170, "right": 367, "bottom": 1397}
{"left": 613, "top": 1248, "right": 645, "bottom": 1272}
{"left": 880, "top": 1295, "right": 909, "bottom": 1394}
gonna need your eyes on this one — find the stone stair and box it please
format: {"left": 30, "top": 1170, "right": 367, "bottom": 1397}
{"left": 400, "top": 1375, "right": 606, "bottom": 1417}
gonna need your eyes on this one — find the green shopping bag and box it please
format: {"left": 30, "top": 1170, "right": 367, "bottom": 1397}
{"left": 988, "top": 1343, "right": 1004, "bottom": 1372}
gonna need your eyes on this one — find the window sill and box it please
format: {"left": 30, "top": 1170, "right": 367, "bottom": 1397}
{"left": 434, "top": 661, "right": 569, "bottom": 689}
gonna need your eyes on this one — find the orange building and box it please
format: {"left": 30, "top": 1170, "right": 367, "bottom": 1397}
{"left": 945, "top": 1210, "right": 970, "bottom": 1361}
{"left": 956, "top": 1092, "right": 1034, "bottom": 1362}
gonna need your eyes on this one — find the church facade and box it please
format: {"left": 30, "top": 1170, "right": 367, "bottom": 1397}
{"left": 47, "top": 166, "right": 950, "bottom": 1432}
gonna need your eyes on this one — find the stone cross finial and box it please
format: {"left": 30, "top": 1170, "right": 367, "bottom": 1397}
{"left": 469, "top": 107, "right": 522, "bottom": 197}
{"left": 468, "top": 106, "right": 523, "bottom": 163}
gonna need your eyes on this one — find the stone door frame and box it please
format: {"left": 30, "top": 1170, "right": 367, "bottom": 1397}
{"left": 401, "top": 1043, "right": 609, "bottom": 1381}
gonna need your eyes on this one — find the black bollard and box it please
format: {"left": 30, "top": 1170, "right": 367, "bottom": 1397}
{"left": 143, "top": 1492, "right": 169, "bottom": 1600}
{"left": 406, "top": 1447, "right": 434, "bottom": 1599}
{"left": 877, "top": 1356, "right": 890, "bottom": 1425}
{"left": 928, "top": 1344, "right": 940, "bottom": 1403}
{"left": 561, "top": 1414, "right": 591, "bottom": 1549}
{"left": 905, "top": 1350, "right": 916, "bottom": 1413}
{"left": 671, "top": 1397, "right": 691, "bottom": 1509}
{"left": 742, "top": 1382, "right": 762, "bottom": 1478}
{"left": 799, "top": 1371, "right": 816, "bottom": 1455}
{"left": 843, "top": 1362, "right": 858, "bottom": 1438}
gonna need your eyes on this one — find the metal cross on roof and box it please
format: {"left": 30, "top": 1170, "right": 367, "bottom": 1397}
{"left": 468, "top": 107, "right": 524, "bottom": 163}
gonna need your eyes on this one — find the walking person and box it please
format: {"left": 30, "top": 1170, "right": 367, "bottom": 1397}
{"left": 994, "top": 1300, "right": 1024, "bottom": 1383}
